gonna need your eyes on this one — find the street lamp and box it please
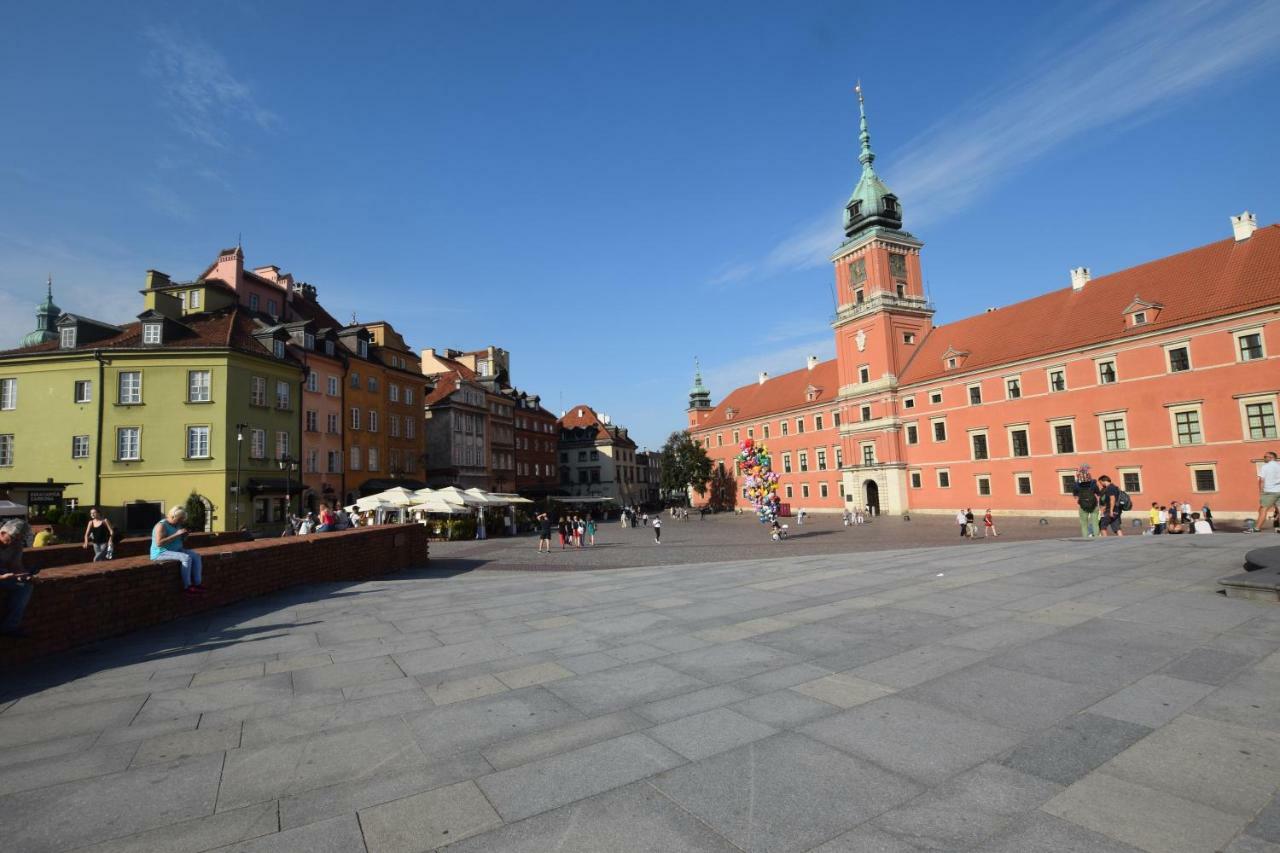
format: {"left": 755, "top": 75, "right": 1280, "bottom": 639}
{"left": 233, "top": 423, "right": 248, "bottom": 531}
{"left": 277, "top": 455, "right": 298, "bottom": 522}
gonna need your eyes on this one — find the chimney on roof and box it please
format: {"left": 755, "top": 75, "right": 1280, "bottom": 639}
{"left": 144, "top": 270, "right": 170, "bottom": 290}
{"left": 1070, "top": 267, "right": 1091, "bottom": 291}
{"left": 758, "top": 371, "right": 769, "bottom": 385}
{"left": 1231, "top": 211, "right": 1257, "bottom": 242}
{"left": 806, "top": 355, "right": 819, "bottom": 371}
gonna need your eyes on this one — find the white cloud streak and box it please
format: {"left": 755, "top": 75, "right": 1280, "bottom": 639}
{"left": 143, "top": 25, "right": 279, "bottom": 148}
{"left": 720, "top": 0, "right": 1280, "bottom": 282}
{"left": 701, "top": 336, "right": 836, "bottom": 399}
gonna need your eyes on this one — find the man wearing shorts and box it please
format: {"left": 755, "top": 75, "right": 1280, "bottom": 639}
{"left": 1254, "top": 451, "right": 1280, "bottom": 533}
{"left": 1097, "top": 475, "right": 1123, "bottom": 536}
{"left": 536, "top": 512, "right": 551, "bottom": 553}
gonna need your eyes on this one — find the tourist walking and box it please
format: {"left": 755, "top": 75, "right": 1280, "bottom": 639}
{"left": 1097, "top": 475, "right": 1125, "bottom": 536}
{"left": 83, "top": 507, "right": 115, "bottom": 561}
{"left": 956, "top": 509, "right": 968, "bottom": 538}
{"left": 964, "top": 509, "right": 976, "bottom": 538}
{"left": 1252, "top": 451, "right": 1280, "bottom": 533}
{"left": 575, "top": 516, "right": 586, "bottom": 548}
{"left": 150, "top": 507, "right": 205, "bottom": 596}
{"left": 536, "top": 511, "right": 551, "bottom": 553}
{"left": 587, "top": 516, "right": 597, "bottom": 546}
{"left": 558, "top": 517, "right": 570, "bottom": 549}
{"left": 652, "top": 516, "right": 662, "bottom": 544}
{"left": 0, "top": 519, "right": 33, "bottom": 637}
{"left": 983, "top": 510, "right": 998, "bottom": 538}
{"left": 1072, "top": 466, "right": 1101, "bottom": 538}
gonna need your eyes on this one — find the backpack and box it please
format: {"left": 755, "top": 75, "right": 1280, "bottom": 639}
{"left": 1076, "top": 485, "right": 1098, "bottom": 512}
{"left": 1116, "top": 490, "right": 1132, "bottom": 512}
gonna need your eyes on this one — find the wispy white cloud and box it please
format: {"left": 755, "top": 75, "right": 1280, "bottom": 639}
{"left": 143, "top": 24, "right": 279, "bottom": 148}
{"left": 719, "top": 0, "right": 1280, "bottom": 282}
{"left": 701, "top": 336, "right": 836, "bottom": 398}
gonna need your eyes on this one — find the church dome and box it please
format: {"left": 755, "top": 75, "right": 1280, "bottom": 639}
{"left": 843, "top": 85, "right": 903, "bottom": 238}
{"left": 19, "top": 278, "right": 61, "bottom": 347}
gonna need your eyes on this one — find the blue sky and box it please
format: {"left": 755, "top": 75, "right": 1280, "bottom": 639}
{"left": 2, "top": 0, "right": 1278, "bottom": 450}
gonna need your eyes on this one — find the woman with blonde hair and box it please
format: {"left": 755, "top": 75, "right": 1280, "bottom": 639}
{"left": 151, "top": 506, "right": 204, "bottom": 596}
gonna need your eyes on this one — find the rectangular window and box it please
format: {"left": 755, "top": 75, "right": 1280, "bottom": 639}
{"left": 350, "top": 446, "right": 361, "bottom": 470}
{"left": 861, "top": 405, "right": 872, "bottom": 422}
{"left": 785, "top": 485, "right": 793, "bottom": 499}
{"left": 188, "top": 370, "right": 211, "bottom": 403}
{"left": 1174, "top": 409, "right": 1202, "bottom": 445}
{"left": 910, "top": 471, "right": 922, "bottom": 488}
{"left": 389, "top": 415, "right": 400, "bottom": 437}
{"left": 732, "top": 430, "right": 740, "bottom": 444}
{"left": 976, "top": 476, "right": 991, "bottom": 497}
{"left": 368, "top": 376, "right": 378, "bottom": 392}
{"left": 1010, "top": 428, "right": 1029, "bottom": 457}
{"left": 327, "top": 412, "right": 338, "bottom": 434}
{"left": 1237, "top": 332, "right": 1265, "bottom": 362}
{"left": 276, "top": 431, "right": 290, "bottom": 460}
{"left": 74, "top": 380, "right": 92, "bottom": 403}
{"left": 833, "top": 410, "right": 841, "bottom": 427}
{"left": 189, "top": 290, "right": 201, "bottom": 309}
{"left": 405, "top": 387, "right": 414, "bottom": 405}
{"left": 0, "top": 378, "right": 16, "bottom": 410}
{"left": 143, "top": 322, "right": 165, "bottom": 345}
{"left": 305, "top": 410, "right": 318, "bottom": 432}
{"left": 405, "top": 416, "right": 415, "bottom": 439}
{"left": 369, "top": 410, "right": 378, "bottom": 432}
{"left": 1193, "top": 468, "right": 1216, "bottom": 492}
{"left": 932, "top": 420, "right": 947, "bottom": 442}
{"left": 1103, "top": 417, "right": 1127, "bottom": 450}
{"left": 118, "top": 371, "right": 142, "bottom": 404}
{"left": 1167, "top": 346, "right": 1191, "bottom": 372}
{"left": 1097, "top": 360, "right": 1117, "bottom": 384}
{"left": 1061, "top": 474, "right": 1076, "bottom": 494}
{"left": 968, "top": 385, "right": 982, "bottom": 405}
{"left": 60, "top": 327, "right": 76, "bottom": 348}
{"left": 1054, "top": 423, "right": 1075, "bottom": 454}
{"left": 327, "top": 450, "right": 342, "bottom": 473}
{"left": 275, "top": 380, "right": 290, "bottom": 410}
{"left": 72, "top": 435, "right": 89, "bottom": 458}
{"left": 117, "top": 427, "right": 140, "bottom": 460}
{"left": 971, "top": 433, "right": 988, "bottom": 460}
{"left": 861, "top": 444, "right": 874, "bottom": 465}
{"left": 0, "top": 434, "right": 11, "bottom": 466}
{"left": 815, "top": 415, "right": 824, "bottom": 431}
{"left": 762, "top": 424, "right": 770, "bottom": 439}
{"left": 187, "top": 426, "right": 210, "bottom": 459}
{"left": 1048, "top": 368, "right": 1066, "bottom": 392}
{"left": 306, "top": 371, "right": 318, "bottom": 392}
{"left": 1005, "top": 377, "right": 1021, "bottom": 400}
{"left": 859, "top": 366, "right": 870, "bottom": 383}
{"left": 350, "top": 371, "right": 360, "bottom": 389}
{"left": 368, "top": 447, "right": 379, "bottom": 471}
{"left": 801, "top": 484, "right": 810, "bottom": 498}
{"left": 929, "top": 391, "right": 942, "bottom": 405}
{"left": 1246, "top": 401, "right": 1278, "bottom": 439}
{"left": 250, "top": 376, "right": 266, "bottom": 406}
{"left": 327, "top": 376, "right": 339, "bottom": 396}
{"left": 902, "top": 331, "right": 915, "bottom": 344}
{"left": 273, "top": 340, "right": 286, "bottom": 359}
{"left": 267, "top": 299, "right": 278, "bottom": 317}
{"left": 306, "top": 449, "right": 318, "bottom": 473}
{"left": 817, "top": 449, "right": 827, "bottom": 470}
{"left": 938, "top": 470, "right": 950, "bottom": 488}
{"left": 820, "top": 483, "right": 829, "bottom": 498}
{"left": 903, "top": 396, "right": 915, "bottom": 409}
{"left": 1017, "top": 475, "right": 1032, "bottom": 495}
{"left": 796, "top": 418, "right": 805, "bottom": 434}
{"left": 781, "top": 421, "right": 789, "bottom": 436}
{"left": 835, "top": 446, "right": 843, "bottom": 468}
{"left": 389, "top": 383, "right": 400, "bottom": 402}
{"left": 906, "top": 424, "right": 919, "bottom": 444}
{"left": 799, "top": 451, "right": 809, "bottom": 472}
{"left": 250, "top": 429, "right": 265, "bottom": 459}
{"left": 1123, "top": 471, "right": 1142, "bottom": 493}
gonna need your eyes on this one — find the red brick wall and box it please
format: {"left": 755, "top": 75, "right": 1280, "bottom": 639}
{"left": 22, "top": 531, "right": 252, "bottom": 572}
{"left": 0, "top": 525, "right": 429, "bottom": 666}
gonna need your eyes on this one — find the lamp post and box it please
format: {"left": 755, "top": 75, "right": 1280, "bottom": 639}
{"left": 278, "top": 455, "right": 298, "bottom": 521}
{"left": 234, "top": 423, "right": 248, "bottom": 531}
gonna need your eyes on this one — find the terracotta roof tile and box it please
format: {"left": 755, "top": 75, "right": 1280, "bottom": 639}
{"left": 700, "top": 360, "right": 840, "bottom": 426}
{"left": 900, "top": 224, "right": 1280, "bottom": 385}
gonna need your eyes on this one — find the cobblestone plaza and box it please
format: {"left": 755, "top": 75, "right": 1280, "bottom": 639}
{"left": 1, "top": 522, "right": 1278, "bottom": 852}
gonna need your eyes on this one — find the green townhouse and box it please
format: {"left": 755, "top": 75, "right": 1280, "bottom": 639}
{"left": 0, "top": 272, "right": 304, "bottom": 534}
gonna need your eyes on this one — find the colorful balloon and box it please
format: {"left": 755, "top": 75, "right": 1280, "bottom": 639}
{"left": 735, "top": 438, "right": 782, "bottom": 523}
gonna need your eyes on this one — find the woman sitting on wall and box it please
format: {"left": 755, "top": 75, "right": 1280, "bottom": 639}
{"left": 151, "top": 507, "right": 204, "bottom": 596}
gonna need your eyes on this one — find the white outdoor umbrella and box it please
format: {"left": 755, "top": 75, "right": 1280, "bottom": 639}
{"left": 489, "top": 493, "right": 534, "bottom": 505}
{"left": 464, "top": 488, "right": 508, "bottom": 506}
{"left": 432, "top": 486, "right": 487, "bottom": 507}
{"left": 354, "top": 495, "right": 395, "bottom": 511}
{"left": 373, "top": 486, "right": 419, "bottom": 506}
{"left": 407, "top": 497, "right": 469, "bottom": 515}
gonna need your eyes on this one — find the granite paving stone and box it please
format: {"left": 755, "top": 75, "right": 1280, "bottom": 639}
{"left": 207, "top": 813, "right": 365, "bottom": 853}
{"left": 1162, "top": 646, "right": 1259, "bottom": 685}
{"left": 646, "top": 707, "right": 777, "bottom": 760}
{"left": 289, "top": 655, "right": 404, "bottom": 692}
{"left": 846, "top": 644, "right": 991, "bottom": 689}
{"left": 999, "top": 712, "right": 1153, "bottom": 786}
{"left": 477, "top": 732, "right": 685, "bottom": 822}
{"left": 544, "top": 661, "right": 709, "bottom": 715}
{"left": 405, "top": 686, "right": 584, "bottom": 756}
{"left": 901, "top": 663, "right": 1108, "bottom": 732}
{"left": 731, "top": 689, "right": 843, "bottom": 728}
{"left": 481, "top": 710, "right": 648, "bottom": 771}
{"left": 358, "top": 780, "right": 501, "bottom": 853}
{"left": 810, "top": 824, "right": 927, "bottom": 852}
{"left": 633, "top": 683, "right": 750, "bottom": 723}
{"left": 131, "top": 723, "right": 242, "bottom": 767}
{"left": 976, "top": 811, "right": 1146, "bottom": 853}
{"left": 1245, "top": 791, "right": 1280, "bottom": 844}
{"left": 1084, "top": 673, "right": 1217, "bottom": 728}
{"left": 792, "top": 673, "right": 897, "bottom": 708}
{"left": 651, "top": 732, "right": 923, "bottom": 853}
{"left": 0, "top": 741, "right": 139, "bottom": 796}
{"left": 73, "top": 801, "right": 281, "bottom": 853}
{"left": 0, "top": 695, "right": 145, "bottom": 748}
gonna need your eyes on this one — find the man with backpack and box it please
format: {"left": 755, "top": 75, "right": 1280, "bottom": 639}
{"left": 1097, "top": 475, "right": 1130, "bottom": 537}
{"left": 1072, "top": 465, "right": 1101, "bottom": 538}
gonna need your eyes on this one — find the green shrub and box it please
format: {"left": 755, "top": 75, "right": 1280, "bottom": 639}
{"left": 184, "top": 492, "right": 208, "bottom": 531}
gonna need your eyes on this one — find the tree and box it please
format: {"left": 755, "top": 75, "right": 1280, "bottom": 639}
{"left": 659, "top": 430, "right": 713, "bottom": 501}
{"left": 184, "top": 491, "right": 208, "bottom": 532}
{"left": 707, "top": 466, "right": 738, "bottom": 511}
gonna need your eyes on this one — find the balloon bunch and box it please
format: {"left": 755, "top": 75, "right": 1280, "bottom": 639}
{"left": 736, "top": 438, "right": 782, "bottom": 523}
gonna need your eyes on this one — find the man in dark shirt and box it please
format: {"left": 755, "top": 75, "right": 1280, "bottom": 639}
{"left": 0, "top": 519, "right": 34, "bottom": 637}
{"left": 536, "top": 512, "right": 551, "bottom": 554}
{"left": 1097, "top": 475, "right": 1124, "bottom": 537}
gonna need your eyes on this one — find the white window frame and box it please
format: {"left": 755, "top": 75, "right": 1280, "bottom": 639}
{"left": 368, "top": 447, "right": 379, "bottom": 472}
{"left": 966, "top": 383, "right": 982, "bottom": 405}
{"left": 782, "top": 452, "right": 792, "bottom": 473}
{"left": 250, "top": 429, "right": 266, "bottom": 459}
{"left": 1057, "top": 468, "right": 1077, "bottom": 495}
{"left": 1189, "top": 463, "right": 1218, "bottom": 494}
{"left": 306, "top": 371, "right": 318, "bottom": 393}
{"left": 327, "top": 376, "right": 339, "bottom": 396}
{"left": 859, "top": 442, "right": 876, "bottom": 466}
{"left": 902, "top": 395, "right": 916, "bottom": 410}
{"left": 189, "top": 289, "right": 201, "bottom": 309}
{"left": 1118, "top": 466, "right": 1143, "bottom": 495}
{"left": 1238, "top": 393, "right": 1279, "bottom": 441}
{"left": 74, "top": 379, "right": 92, "bottom": 404}
{"left": 909, "top": 469, "right": 922, "bottom": 489}
{"left": 819, "top": 482, "right": 829, "bottom": 498}
{"left": 275, "top": 380, "right": 290, "bottom": 410}
{"left": 250, "top": 376, "right": 266, "bottom": 406}
{"left": 1007, "top": 424, "right": 1031, "bottom": 458}
{"left": 350, "top": 446, "right": 361, "bottom": 470}
{"left": 357, "top": 340, "right": 369, "bottom": 358}
{"left": 1014, "top": 472, "right": 1033, "bottom": 495}
{"left": 937, "top": 468, "right": 951, "bottom": 489}
{"left": 405, "top": 416, "right": 415, "bottom": 439}
{"left": 60, "top": 327, "right": 76, "bottom": 349}
{"left": 1047, "top": 366, "right": 1067, "bottom": 393}
{"left": 273, "top": 339, "right": 286, "bottom": 359}
{"left": 905, "top": 422, "right": 919, "bottom": 445}
{"left": 969, "top": 428, "right": 990, "bottom": 461}
{"left": 188, "top": 370, "right": 212, "bottom": 403}
{"left": 0, "top": 434, "right": 11, "bottom": 467}
{"left": 116, "top": 426, "right": 141, "bottom": 461}
{"left": 1004, "top": 375, "right": 1021, "bottom": 400}
{"left": 351, "top": 407, "right": 361, "bottom": 430}
{"left": 186, "top": 425, "right": 210, "bottom": 459}
{"left": 142, "top": 323, "right": 162, "bottom": 345}
{"left": 1095, "top": 356, "right": 1118, "bottom": 385}
{"left": 275, "top": 431, "right": 290, "bottom": 460}
{"left": 1234, "top": 327, "right": 1266, "bottom": 363}
{"left": 1164, "top": 341, "right": 1193, "bottom": 373}
{"left": 975, "top": 475, "right": 992, "bottom": 498}
{"left": 71, "top": 434, "right": 89, "bottom": 459}
{"left": 928, "top": 390, "right": 943, "bottom": 405}
{"left": 0, "top": 378, "right": 16, "bottom": 410}
{"left": 1097, "top": 411, "right": 1129, "bottom": 451}
{"left": 118, "top": 371, "right": 142, "bottom": 405}
{"left": 389, "top": 383, "right": 400, "bottom": 403}
{"left": 798, "top": 451, "right": 808, "bottom": 472}
{"left": 368, "top": 410, "right": 378, "bottom": 432}
{"left": 858, "top": 365, "right": 870, "bottom": 384}
{"left": 1049, "top": 418, "right": 1076, "bottom": 455}
{"left": 930, "top": 416, "right": 948, "bottom": 443}
{"left": 1167, "top": 402, "right": 1204, "bottom": 446}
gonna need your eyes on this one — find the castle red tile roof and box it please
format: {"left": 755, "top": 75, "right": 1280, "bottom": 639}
{"left": 697, "top": 359, "right": 840, "bottom": 427}
{"left": 900, "top": 224, "right": 1280, "bottom": 385}
{"left": 559, "top": 404, "right": 637, "bottom": 447}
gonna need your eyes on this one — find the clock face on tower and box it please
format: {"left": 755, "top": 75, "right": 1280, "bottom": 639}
{"left": 889, "top": 253, "right": 907, "bottom": 279}
{"left": 850, "top": 258, "right": 867, "bottom": 285}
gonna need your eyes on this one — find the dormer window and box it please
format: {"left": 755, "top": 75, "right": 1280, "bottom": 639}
{"left": 1132, "top": 311, "right": 1146, "bottom": 326}
{"left": 142, "top": 323, "right": 162, "bottom": 345}
{"left": 60, "top": 327, "right": 76, "bottom": 349}
{"left": 273, "top": 339, "right": 286, "bottom": 359}
{"left": 188, "top": 290, "right": 202, "bottom": 309}
{"left": 357, "top": 340, "right": 369, "bottom": 359}
{"left": 304, "top": 332, "right": 315, "bottom": 350}
{"left": 883, "top": 196, "right": 898, "bottom": 216}
{"left": 946, "top": 357, "right": 957, "bottom": 369}
{"left": 324, "top": 340, "right": 335, "bottom": 356}
{"left": 848, "top": 200, "right": 862, "bottom": 219}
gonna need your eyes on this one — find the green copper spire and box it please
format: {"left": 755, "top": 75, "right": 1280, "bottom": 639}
{"left": 688, "top": 357, "right": 712, "bottom": 410}
{"left": 843, "top": 82, "right": 903, "bottom": 239}
{"left": 20, "top": 275, "right": 62, "bottom": 347}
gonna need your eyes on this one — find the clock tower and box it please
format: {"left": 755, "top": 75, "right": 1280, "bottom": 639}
{"left": 832, "top": 85, "right": 935, "bottom": 515}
